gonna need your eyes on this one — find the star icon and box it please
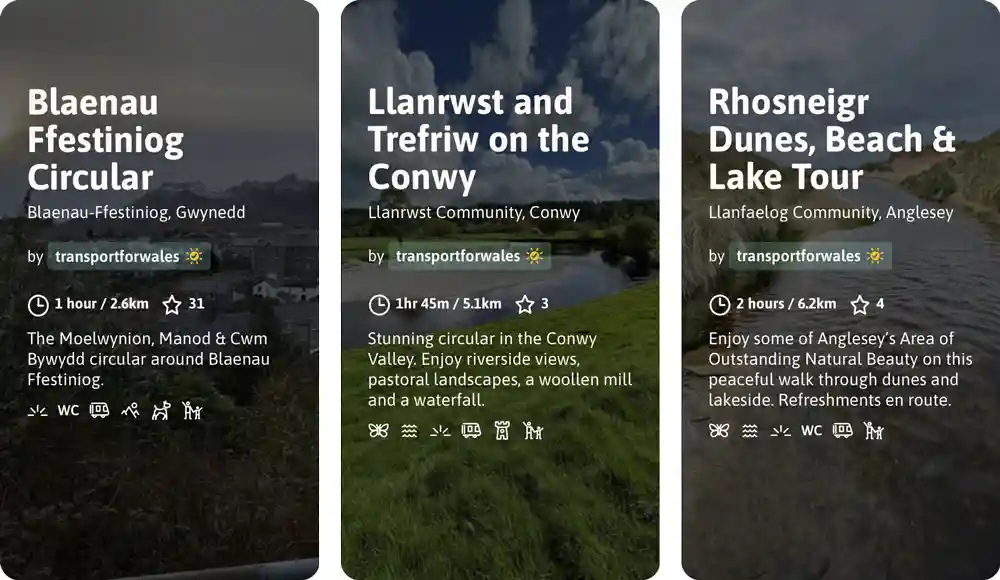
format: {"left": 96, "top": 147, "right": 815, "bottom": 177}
{"left": 851, "top": 294, "right": 869, "bottom": 316}
{"left": 163, "top": 294, "right": 181, "bottom": 316}
{"left": 515, "top": 294, "right": 535, "bottom": 315}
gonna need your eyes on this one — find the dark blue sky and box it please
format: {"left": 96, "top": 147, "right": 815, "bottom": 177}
{"left": 395, "top": 0, "right": 658, "bottom": 164}
{"left": 342, "top": 0, "right": 660, "bottom": 205}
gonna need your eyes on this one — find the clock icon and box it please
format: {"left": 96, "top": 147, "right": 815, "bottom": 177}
{"left": 708, "top": 294, "right": 731, "bottom": 317}
{"left": 368, "top": 294, "right": 391, "bottom": 317}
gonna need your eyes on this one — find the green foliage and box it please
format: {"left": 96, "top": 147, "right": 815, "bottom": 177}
{"left": 342, "top": 198, "right": 659, "bottom": 249}
{"left": 601, "top": 230, "right": 622, "bottom": 254}
{"left": 535, "top": 218, "right": 563, "bottom": 236}
{"left": 0, "top": 234, "right": 317, "bottom": 578}
{"left": 859, "top": 160, "right": 891, "bottom": 172}
{"left": 422, "top": 218, "right": 459, "bottom": 238}
{"left": 620, "top": 216, "right": 658, "bottom": 260}
{"left": 379, "top": 188, "right": 410, "bottom": 207}
{"left": 901, "top": 162, "right": 957, "bottom": 201}
{"left": 342, "top": 283, "right": 659, "bottom": 580}
{"left": 374, "top": 188, "right": 413, "bottom": 241}
{"left": 901, "top": 132, "right": 1000, "bottom": 214}
{"left": 575, "top": 223, "right": 598, "bottom": 241}
{"left": 212, "top": 300, "right": 292, "bottom": 406}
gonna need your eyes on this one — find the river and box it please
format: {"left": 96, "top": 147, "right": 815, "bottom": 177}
{"left": 685, "top": 180, "right": 1000, "bottom": 580}
{"left": 341, "top": 252, "right": 657, "bottom": 348}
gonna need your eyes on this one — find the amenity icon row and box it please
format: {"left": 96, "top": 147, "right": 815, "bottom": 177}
{"left": 27, "top": 400, "right": 203, "bottom": 420}
{"left": 709, "top": 422, "right": 884, "bottom": 440}
{"left": 368, "top": 421, "right": 544, "bottom": 440}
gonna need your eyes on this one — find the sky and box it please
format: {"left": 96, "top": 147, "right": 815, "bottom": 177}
{"left": 682, "top": 0, "right": 1000, "bottom": 166}
{"left": 0, "top": 0, "right": 318, "bottom": 216}
{"left": 341, "top": 0, "right": 660, "bottom": 207}
{"left": 5, "top": 0, "right": 987, "bottom": 214}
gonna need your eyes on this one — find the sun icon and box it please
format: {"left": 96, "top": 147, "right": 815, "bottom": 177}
{"left": 185, "top": 247, "right": 204, "bottom": 265}
{"left": 866, "top": 247, "right": 884, "bottom": 265}
{"left": 526, "top": 247, "right": 544, "bottom": 265}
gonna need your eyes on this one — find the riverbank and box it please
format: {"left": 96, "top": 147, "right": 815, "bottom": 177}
{"left": 679, "top": 180, "right": 903, "bottom": 575}
{"left": 897, "top": 130, "right": 1000, "bottom": 226}
{"left": 865, "top": 150, "right": 956, "bottom": 185}
{"left": 682, "top": 188, "right": 868, "bottom": 350}
{"left": 679, "top": 358, "right": 894, "bottom": 578}
{"left": 342, "top": 282, "right": 658, "bottom": 579}
{"left": 341, "top": 253, "right": 592, "bottom": 302}
{"left": 680, "top": 176, "right": 1000, "bottom": 578}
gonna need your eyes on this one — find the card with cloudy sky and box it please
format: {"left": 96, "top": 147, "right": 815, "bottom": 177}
{"left": 341, "top": 0, "right": 658, "bottom": 207}
{"left": 341, "top": 1, "right": 660, "bottom": 579}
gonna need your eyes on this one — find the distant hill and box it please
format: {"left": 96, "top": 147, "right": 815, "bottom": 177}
{"left": 901, "top": 130, "right": 1000, "bottom": 207}
{"left": 218, "top": 174, "right": 319, "bottom": 225}
{"left": 682, "top": 129, "right": 787, "bottom": 192}
{"left": 46, "top": 174, "right": 318, "bottom": 237}
{"left": 132, "top": 173, "right": 318, "bottom": 225}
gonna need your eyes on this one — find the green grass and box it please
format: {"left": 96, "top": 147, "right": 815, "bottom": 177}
{"left": 342, "top": 283, "right": 658, "bottom": 580}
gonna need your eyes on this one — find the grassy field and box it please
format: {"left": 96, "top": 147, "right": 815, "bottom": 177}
{"left": 0, "top": 364, "right": 319, "bottom": 579}
{"left": 342, "top": 282, "right": 658, "bottom": 580}
{"left": 341, "top": 131, "right": 872, "bottom": 578}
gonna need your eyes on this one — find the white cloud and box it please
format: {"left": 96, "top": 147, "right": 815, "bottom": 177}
{"left": 459, "top": 0, "right": 539, "bottom": 96}
{"left": 341, "top": 0, "right": 660, "bottom": 206}
{"left": 341, "top": 0, "right": 464, "bottom": 203}
{"left": 473, "top": 136, "right": 659, "bottom": 204}
{"left": 473, "top": 152, "right": 576, "bottom": 202}
{"left": 602, "top": 138, "right": 658, "bottom": 175}
{"left": 509, "top": 58, "right": 601, "bottom": 146}
{"left": 574, "top": 0, "right": 658, "bottom": 111}
{"left": 609, "top": 113, "right": 630, "bottom": 128}
{"left": 569, "top": 137, "right": 658, "bottom": 200}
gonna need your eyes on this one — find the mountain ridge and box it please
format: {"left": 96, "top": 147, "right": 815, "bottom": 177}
{"left": 42, "top": 173, "right": 318, "bottom": 237}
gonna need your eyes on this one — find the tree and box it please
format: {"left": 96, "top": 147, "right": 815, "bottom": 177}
{"left": 423, "top": 218, "right": 458, "bottom": 238}
{"left": 536, "top": 218, "right": 562, "bottom": 236}
{"left": 208, "top": 248, "right": 223, "bottom": 273}
{"left": 215, "top": 300, "right": 286, "bottom": 406}
{"left": 621, "top": 216, "right": 658, "bottom": 261}
{"left": 376, "top": 189, "right": 411, "bottom": 242}
{"left": 249, "top": 299, "right": 284, "bottom": 348}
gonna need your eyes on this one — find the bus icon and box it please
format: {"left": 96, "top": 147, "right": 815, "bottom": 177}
{"left": 832, "top": 423, "right": 853, "bottom": 439}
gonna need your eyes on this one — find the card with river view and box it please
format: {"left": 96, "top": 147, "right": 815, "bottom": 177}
{"left": 682, "top": 1, "right": 1000, "bottom": 579}
{"left": 340, "top": 1, "right": 661, "bottom": 578}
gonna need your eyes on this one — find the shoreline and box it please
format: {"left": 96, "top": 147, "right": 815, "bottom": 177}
{"left": 940, "top": 192, "right": 1000, "bottom": 226}
{"left": 865, "top": 151, "right": 956, "bottom": 185}
{"left": 682, "top": 189, "right": 870, "bottom": 350}
{"left": 880, "top": 148, "right": 1000, "bottom": 227}
{"left": 680, "top": 188, "right": 896, "bottom": 577}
